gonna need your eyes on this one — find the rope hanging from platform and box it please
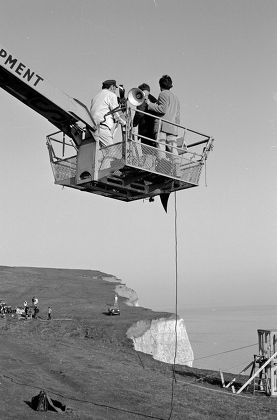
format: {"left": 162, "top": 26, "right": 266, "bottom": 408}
{"left": 167, "top": 191, "right": 178, "bottom": 420}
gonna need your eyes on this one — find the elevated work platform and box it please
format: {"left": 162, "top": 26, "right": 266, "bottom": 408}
{"left": 47, "top": 113, "right": 213, "bottom": 201}
{"left": 0, "top": 43, "right": 213, "bottom": 203}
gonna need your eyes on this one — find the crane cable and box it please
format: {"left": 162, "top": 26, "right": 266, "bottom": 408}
{"left": 167, "top": 191, "right": 179, "bottom": 420}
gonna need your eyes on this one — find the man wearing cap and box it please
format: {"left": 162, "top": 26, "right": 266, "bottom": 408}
{"left": 90, "top": 79, "right": 126, "bottom": 147}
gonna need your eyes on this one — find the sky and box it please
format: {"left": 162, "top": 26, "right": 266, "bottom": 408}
{"left": 0, "top": 0, "right": 276, "bottom": 312}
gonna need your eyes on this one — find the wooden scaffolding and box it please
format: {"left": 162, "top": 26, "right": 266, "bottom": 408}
{"left": 236, "top": 329, "right": 277, "bottom": 396}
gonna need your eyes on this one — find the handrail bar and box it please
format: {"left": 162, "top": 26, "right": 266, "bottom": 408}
{"left": 187, "top": 138, "right": 211, "bottom": 148}
{"left": 46, "top": 130, "right": 64, "bottom": 139}
{"left": 54, "top": 155, "right": 77, "bottom": 163}
{"left": 132, "top": 130, "right": 210, "bottom": 149}
{"left": 130, "top": 106, "right": 211, "bottom": 139}
{"left": 47, "top": 137, "right": 76, "bottom": 148}
{"left": 131, "top": 134, "right": 203, "bottom": 158}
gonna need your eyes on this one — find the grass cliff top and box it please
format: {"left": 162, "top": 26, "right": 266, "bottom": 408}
{"left": 0, "top": 266, "right": 276, "bottom": 419}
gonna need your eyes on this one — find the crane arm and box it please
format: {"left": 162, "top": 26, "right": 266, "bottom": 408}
{"left": 0, "top": 45, "right": 95, "bottom": 142}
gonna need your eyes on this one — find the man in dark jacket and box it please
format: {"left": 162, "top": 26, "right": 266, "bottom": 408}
{"left": 133, "top": 83, "right": 157, "bottom": 147}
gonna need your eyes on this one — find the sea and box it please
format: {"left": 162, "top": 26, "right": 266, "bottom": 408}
{"left": 176, "top": 304, "right": 277, "bottom": 374}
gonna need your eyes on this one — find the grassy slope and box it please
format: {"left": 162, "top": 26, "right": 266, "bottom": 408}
{"left": 0, "top": 266, "right": 277, "bottom": 420}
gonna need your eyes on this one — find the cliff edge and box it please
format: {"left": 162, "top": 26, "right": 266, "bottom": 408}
{"left": 105, "top": 275, "right": 194, "bottom": 367}
{"left": 102, "top": 276, "right": 139, "bottom": 307}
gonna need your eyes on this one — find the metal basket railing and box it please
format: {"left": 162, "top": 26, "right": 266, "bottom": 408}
{"left": 51, "top": 156, "right": 77, "bottom": 183}
{"left": 46, "top": 106, "right": 213, "bottom": 186}
{"left": 128, "top": 105, "right": 212, "bottom": 159}
{"left": 47, "top": 131, "right": 78, "bottom": 183}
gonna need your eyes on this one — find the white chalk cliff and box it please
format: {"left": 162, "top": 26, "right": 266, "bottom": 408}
{"left": 102, "top": 276, "right": 139, "bottom": 306}
{"left": 102, "top": 275, "right": 193, "bottom": 366}
{"left": 126, "top": 317, "right": 194, "bottom": 367}
{"left": 114, "top": 284, "right": 139, "bottom": 306}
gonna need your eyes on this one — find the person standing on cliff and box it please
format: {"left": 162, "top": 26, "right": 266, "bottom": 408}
{"left": 24, "top": 300, "right": 28, "bottom": 317}
{"left": 47, "top": 306, "right": 52, "bottom": 320}
{"left": 114, "top": 294, "right": 119, "bottom": 309}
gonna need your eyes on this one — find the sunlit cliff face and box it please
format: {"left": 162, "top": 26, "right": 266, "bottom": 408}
{"left": 127, "top": 317, "right": 194, "bottom": 366}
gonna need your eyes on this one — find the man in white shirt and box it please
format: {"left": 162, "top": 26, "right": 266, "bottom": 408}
{"left": 90, "top": 79, "right": 126, "bottom": 147}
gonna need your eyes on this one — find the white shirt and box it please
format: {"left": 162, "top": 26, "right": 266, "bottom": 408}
{"left": 90, "top": 89, "right": 124, "bottom": 131}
